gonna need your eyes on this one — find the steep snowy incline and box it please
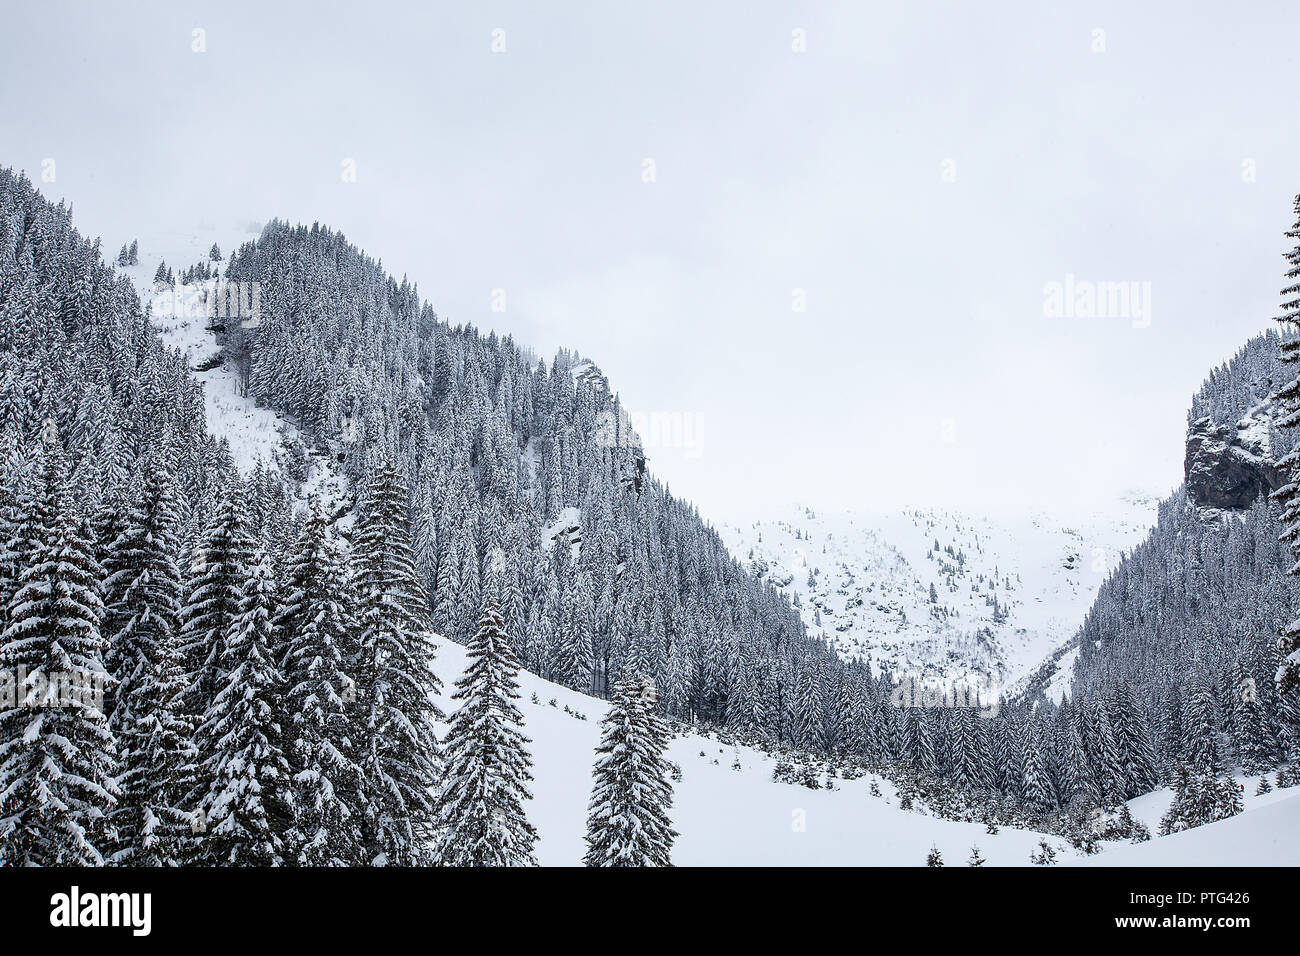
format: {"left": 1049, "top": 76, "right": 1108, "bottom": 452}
{"left": 720, "top": 496, "right": 1160, "bottom": 698}
{"left": 112, "top": 225, "right": 349, "bottom": 511}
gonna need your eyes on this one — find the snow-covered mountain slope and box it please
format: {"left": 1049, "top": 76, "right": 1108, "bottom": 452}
{"left": 720, "top": 496, "right": 1161, "bottom": 698}
{"left": 113, "top": 226, "right": 349, "bottom": 512}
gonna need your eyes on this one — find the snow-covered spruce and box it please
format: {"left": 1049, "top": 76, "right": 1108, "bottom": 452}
{"left": 180, "top": 486, "right": 257, "bottom": 715}
{"left": 583, "top": 675, "right": 677, "bottom": 867}
{"left": 433, "top": 601, "right": 538, "bottom": 866}
{"left": 0, "top": 437, "right": 119, "bottom": 865}
{"left": 351, "top": 461, "right": 443, "bottom": 866}
{"left": 1271, "top": 194, "right": 1300, "bottom": 784}
{"left": 193, "top": 551, "right": 293, "bottom": 866}
{"left": 102, "top": 458, "right": 199, "bottom": 865}
{"left": 277, "top": 502, "right": 365, "bottom": 866}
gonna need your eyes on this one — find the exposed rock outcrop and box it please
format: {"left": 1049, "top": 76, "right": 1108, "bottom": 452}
{"left": 1184, "top": 407, "right": 1282, "bottom": 511}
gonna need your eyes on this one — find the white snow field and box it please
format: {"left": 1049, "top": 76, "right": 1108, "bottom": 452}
{"left": 1077, "top": 784, "right": 1300, "bottom": 867}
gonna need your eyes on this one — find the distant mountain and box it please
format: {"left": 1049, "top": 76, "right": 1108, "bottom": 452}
{"left": 720, "top": 495, "right": 1159, "bottom": 696}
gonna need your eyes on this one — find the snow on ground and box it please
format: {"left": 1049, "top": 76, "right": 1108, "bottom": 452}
{"left": 431, "top": 634, "right": 1299, "bottom": 865}
{"left": 542, "top": 505, "right": 582, "bottom": 560}
{"left": 429, "top": 634, "right": 1056, "bottom": 866}
{"left": 719, "top": 494, "right": 1160, "bottom": 697}
{"left": 112, "top": 226, "right": 350, "bottom": 513}
{"left": 1076, "top": 777, "right": 1300, "bottom": 866}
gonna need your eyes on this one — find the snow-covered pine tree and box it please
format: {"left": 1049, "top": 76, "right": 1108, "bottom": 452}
{"left": 434, "top": 601, "right": 538, "bottom": 866}
{"left": 0, "top": 451, "right": 38, "bottom": 630}
{"left": 1232, "top": 652, "right": 1275, "bottom": 775}
{"left": 1021, "top": 721, "right": 1057, "bottom": 813}
{"left": 179, "top": 486, "right": 256, "bottom": 714}
{"left": 1029, "top": 839, "right": 1057, "bottom": 865}
{"left": 1064, "top": 706, "right": 1100, "bottom": 809}
{"left": 948, "top": 704, "right": 989, "bottom": 792}
{"left": 548, "top": 573, "right": 594, "bottom": 693}
{"left": 101, "top": 459, "right": 198, "bottom": 864}
{"left": 351, "top": 460, "right": 443, "bottom": 866}
{"left": 1092, "top": 704, "right": 1127, "bottom": 805}
{"left": 278, "top": 502, "right": 365, "bottom": 866}
{"left": 1160, "top": 765, "right": 1243, "bottom": 834}
{"left": 836, "top": 673, "right": 877, "bottom": 763}
{"left": 1206, "top": 773, "right": 1244, "bottom": 822}
{"left": 0, "top": 436, "right": 119, "bottom": 865}
{"left": 193, "top": 552, "right": 293, "bottom": 865}
{"left": 1109, "top": 681, "right": 1159, "bottom": 798}
{"left": 584, "top": 675, "right": 678, "bottom": 866}
{"left": 1270, "top": 195, "right": 1300, "bottom": 776}
{"left": 1159, "top": 765, "right": 1197, "bottom": 835}
{"left": 794, "top": 659, "right": 827, "bottom": 752}
{"left": 1183, "top": 671, "right": 1221, "bottom": 775}
{"left": 901, "top": 705, "right": 934, "bottom": 776}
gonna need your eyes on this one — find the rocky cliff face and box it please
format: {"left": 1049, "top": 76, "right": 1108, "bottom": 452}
{"left": 1184, "top": 405, "right": 1282, "bottom": 511}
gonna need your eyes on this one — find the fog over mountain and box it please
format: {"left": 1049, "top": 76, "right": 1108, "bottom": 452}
{"left": 4, "top": 1, "right": 1297, "bottom": 523}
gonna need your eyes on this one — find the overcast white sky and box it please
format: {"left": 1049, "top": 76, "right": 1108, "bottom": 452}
{"left": 3, "top": 1, "right": 1297, "bottom": 523}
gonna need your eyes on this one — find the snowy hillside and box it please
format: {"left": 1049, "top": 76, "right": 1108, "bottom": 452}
{"left": 429, "top": 632, "right": 1294, "bottom": 866}
{"left": 720, "top": 497, "right": 1160, "bottom": 698}
{"left": 113, "top": 226, "right": 350, "bottom": 513}
{"left": 1076, "top": 776, "right": 1300, "bottom": 866}
{"left": 430, "top": 632, "right": 1041, "bottom": 866}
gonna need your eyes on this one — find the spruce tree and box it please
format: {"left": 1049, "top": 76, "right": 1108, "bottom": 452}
{"left": 278, "top": 504, "right": 365, "bottom": 865}
{"left": 905, "top": 706, "right": 936, "bottom": 775}
{"left": 1233, "top": 657, "right": 1274, "bottom": 775}
{"left": 794, "top": 660, "right": 826, "bottom": 752}
{"left": 1064, "top": 709, "right": 1100, "bottom": 808}
{"left": 584, "top": 675, "right": 678, "bottom": 866}
{"left": 102, "top": 460, "right": 197, "bottom": 864}
{"left": 1022, "top": 722, "right": 1056, "bottom": 813}
{"left": 179, "top": 487, "right": 256, "bottom": 714}
{"left": 0, "top": 438, "right": 119, "bottom": 865}
{"left": 193, "top": 552, "right": 293, "bottom": 865}
{"left": 1271, "top": 194, "right": 1300, "bottom": 702}
{"left": 1093, "top": 705, "right": 1127, "bottom": 804}
{"left": 548, "top": 583, "right": 594, "bottom": 692}
{"left": 1184, "top": 673, "right": 1221, "bottom": 774}
{"left": 352, "top": 460, "right": 443, "bottom": 866}
{"left": 1110, "top": 681, "right": 1159, "bottom": 797}
{"left": 434, "top": 601, "right": 538, "bottom": 866}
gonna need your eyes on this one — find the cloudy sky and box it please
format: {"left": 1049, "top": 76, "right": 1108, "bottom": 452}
{"left": 3, "top": 1, "right": 1297, "bottom": 523}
